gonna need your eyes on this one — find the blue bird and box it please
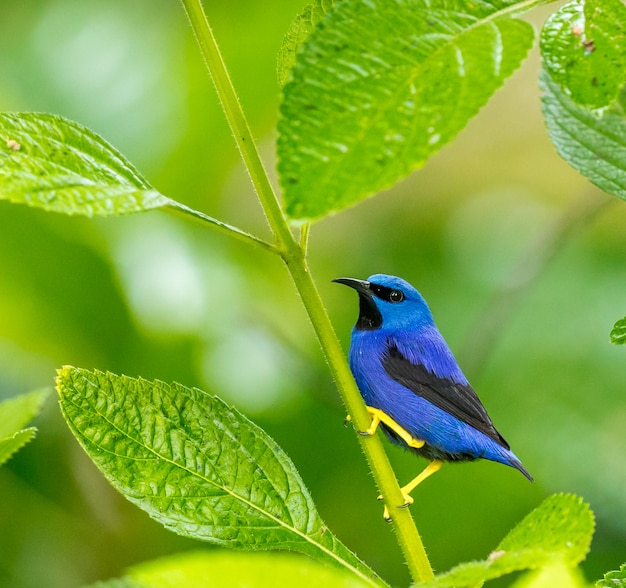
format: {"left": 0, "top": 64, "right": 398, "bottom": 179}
{"left": 333, "top": 274, "right": 532, "bottom": 519}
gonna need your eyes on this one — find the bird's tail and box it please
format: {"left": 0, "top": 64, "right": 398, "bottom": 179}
{"left": 488, "top": 441, "right": 533, "bottom": 482}
{"left": 507, "top": 452, "right": 533, "bottom": 482}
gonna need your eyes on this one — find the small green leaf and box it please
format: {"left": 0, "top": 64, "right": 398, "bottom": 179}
{"left": 127, "top": 551, "right": 372, "bottom": 588}
{"left": 596, "top": 563, "right": 626, "bottom": 587}
{"left": 418, "top": 494, "right": 594, "bottom": 588}
{"left": 0, "top": 387, "right": 49, "bottom": 438}
{"left": 56, "top": 367, "right": 382, "bottom": 587}
{"left": 610, "top": 317, "right": 626, "bottom": 345}
{"left": 277, "top": 0, "right": 336, "bottom": 87}
{"left": 0, "top": 112, "right": 170, "bottom": 216}
{"left": 0, "top": 388, "right": 49, "bottom": 467}
{"left": 0, "top": 428, "right": 37, "bottom": 468}
{"left": 540, "top": 70, "right": 626, "bottom": 201}
{"left": 540, "top": 0, "right": 626, "bottom": 109}
{"left": 278, "top": 0, "right": 536, "bottom": 221}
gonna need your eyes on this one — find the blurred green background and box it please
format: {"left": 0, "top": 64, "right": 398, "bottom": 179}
{"left": 0, "top": 1, "right": 624, "bottom": 586}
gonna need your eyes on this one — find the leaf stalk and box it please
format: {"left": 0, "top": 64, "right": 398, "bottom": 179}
{"left": 165, "top": 201, "right": 277, "bottom": 253}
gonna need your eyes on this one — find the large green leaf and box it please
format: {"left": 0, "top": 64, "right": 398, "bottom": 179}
{"left": 278, "top": 0, "right": 536, "bottom": 221}
{"left": 540, "top": 71, "right": 626, "bottom": 201}
{"left": 88, "top": 551, "right": 372, "bottom": 588}
{"left": 0, "top": 388, "right": 49, "bottom": 467}
{"left": 0, "top": 112, "right": 170, "bottom": 216}
{"left": 417, "top": 494, "right": 594, "bottom": 587}
{"left": 56, "top": 367, "right": 383, "bottom": 587}
{"left": 541, "top": 0, "right": 626, "bottom": 109}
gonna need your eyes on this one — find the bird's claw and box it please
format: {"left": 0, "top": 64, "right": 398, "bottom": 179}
{"left": 344, "top": 412, "right": 376, "bottom": 436}
{"left": 378, "top": 462, "right": 443, "bottom": 521}
{"left": 359, "top": 410, "right": 381, "bottom": 437}
{"left": 398, "top": 495, "right": 414, "bottom": 508}
{"left": 379, "top": 493, "right": 414, "bottom": 521}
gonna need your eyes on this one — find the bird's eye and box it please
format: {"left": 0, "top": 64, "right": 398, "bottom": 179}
{"left": 389, "top": 289, "right": 404, "bottom": 303}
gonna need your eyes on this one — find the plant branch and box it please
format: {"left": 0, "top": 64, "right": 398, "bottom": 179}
{"left": 165, "top": 201, "right": 276, "bottom": 253}
{"left": 179, "top": 0, "right": 435, "bottom": 583}
{"left": 179, "top": 0, "right": 293, "bottom": 252}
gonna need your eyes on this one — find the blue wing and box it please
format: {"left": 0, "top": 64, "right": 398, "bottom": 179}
{"left": 382, "top": 344, "right": 509, "bottom": 449}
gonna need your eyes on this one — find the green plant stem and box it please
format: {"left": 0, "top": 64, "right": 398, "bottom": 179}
{"left": 179, "top": 0, "right": 292, "bottom": 252}
{"left": 178, "top": 0, "right": 435, "bottom": 583}
{"left": 165, "top": 201, "right": 276, "bottom": 253}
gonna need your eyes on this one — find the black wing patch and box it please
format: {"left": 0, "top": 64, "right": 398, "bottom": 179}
{"left": 382, "top": 345, "right": 509, "bottom": 449}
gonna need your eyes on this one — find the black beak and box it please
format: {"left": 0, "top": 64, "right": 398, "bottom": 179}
{"left": 332, "top": 277, "right": 372, "bottom": 296}
{"left": 332, "top": 277, "right": 381, "bottom": 330}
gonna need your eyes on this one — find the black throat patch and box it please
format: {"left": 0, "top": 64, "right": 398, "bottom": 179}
{"left": 356, "top": 293, "right": 382, "bottom": 330}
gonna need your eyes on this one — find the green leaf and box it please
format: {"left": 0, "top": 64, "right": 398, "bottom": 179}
{"left": 0, "top": 112, "right": 170, "bottom": 216}
{"left": 277, "top": 0, "right": 336, "bottom": 87}
{"left": 540, "top": 0, "right": 626, "bottom": 109}
{"left": 0, "top": 428, "right": 37, "bottom": 468}
{"left": 90, "top": 551, "right": 373, "bottom": 588}
{"left": 511, "top": 562, "right": 588, "bottom": 588}
{"left": 0, "top": 388, "right": 49, "bottom": 467}
{"left": 596, "top": 563, "right": 626, "bottom": 587}
{"left": 417, "top": 494, "right": 595, "bottom": 588}
{"left": 0, "top": 387, "right": 48, "bottom": 438}
{"left": 278, "top": 0, "right": 536, "bottom": 221}
{"left": 56, "top": 367, "right": 383, "bottom": 587}
{"left": 610, "top": 317, "right": 626, "bottom": 345}
{"left": 540, "top": 70, "right": 626, "bottom": 201}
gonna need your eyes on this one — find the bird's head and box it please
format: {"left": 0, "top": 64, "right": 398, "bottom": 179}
{"left": 333, "top": 274, "right": 434, "bottom": 332}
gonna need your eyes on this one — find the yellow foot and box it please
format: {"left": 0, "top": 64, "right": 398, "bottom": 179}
{"left": 378, "top": 460, "right": 443, "bottom": 521}
{"left": 381, "top": 492, "right": 414, "bottom": 522}
{"left": 359, "top": 406, "right": 425, "bottom": 449}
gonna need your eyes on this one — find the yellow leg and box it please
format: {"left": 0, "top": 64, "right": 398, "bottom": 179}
{"left": 359, "top": 406, "right": 425, "bottom": 450}
{"left": 382, "top": 460, "right": 443, "bottom": 521}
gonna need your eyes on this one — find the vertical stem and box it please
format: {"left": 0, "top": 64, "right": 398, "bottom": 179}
{"left": 179, "top": 0, "right": 434, "bottom": 582}
{"left": 179, "top": 0, "right": 293, "bottom": 251}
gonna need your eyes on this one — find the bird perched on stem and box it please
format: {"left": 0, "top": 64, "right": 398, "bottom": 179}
{"left": 333, "top": 274, "right": 532, "bottom": 520}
